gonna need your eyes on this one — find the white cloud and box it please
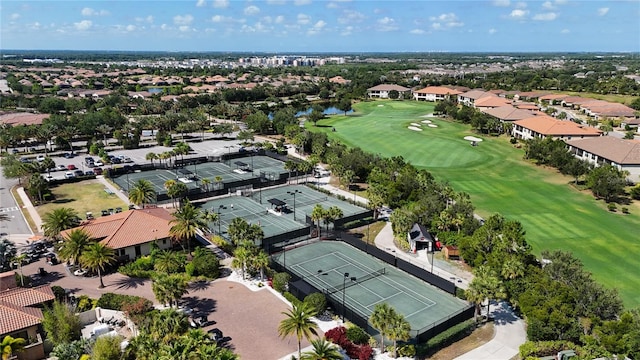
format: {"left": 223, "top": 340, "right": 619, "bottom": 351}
{"left": 492, "top": 0, "right": 510, "bottom": 6}
{"left": 81, "top": 7, "right": 109, "bottom": 16}
{"left": 10, "top": 13, "right": 20, "bottom": 20}
{"left": 29, "top": 22, "right": 41, "bottom": 30}
{"left": 341, "top": 25, "right": 353, "bottom": 36}
{"left": 244, "top": 5, "right": 260, "bottom": 16}
{"left": 275, "top": 15, "right": 285, "bottom": 23}
{"left": 327, "top": 2, "right": 339, "bottom": 9}
{"left": 542, "top": 1, "right": 554, "bottom": 10}
{"left": 409, "top": 29, "right": 425, "bottom": 34}
{"left": 212, "top": 0, "right": 229, "bottom": 8}
{"left": 338, "top": 10, "right": 365, "bottom": 24}
{"left": 179, "top": 25, "right": 191, "bottom": 32}
{"left": 267, "top": 0, "right": 286, "bottom": 4}
{"left": 533, "top": 12, "right": 557, "bottom": 21}
{"left": 174, "top": 14, "right": 194, "bottom": 25}
{"left": 428, "top": 13, "right": 464, "bottom": 28}
{"left": 307, "top": 20, "right": 326, "bottom": 35}
{"left": 126, "top": 24, "right": 136, "bottom": 31}
{"left": 509, "top": 9, "right": 528, "bottom": 19}
{"left": 377, "top": 17, "right": 398, "bottom": 32}
{"left": 597, "top": 7, "right": 609, "bottom": 16}
{"left": 561, "top": 28, "right": 570, "bottom": 34}
{"left": 74, "top": 20, "right": 92, "bottom": 31}
{"left": 196, "top": 0, "right": 206, "bottom": 7}
{"left": 489, "top": 28, "right": 497, "bottom": 34}
{"left": 297, "top": 13, "right": 311, "bottom": 25}
{"left": 295, "top": 0, "right": 311, "bottom": 5}
{"left": 135, "top": 15, "right": 154, "bottom": 23}
{"left": 555, "top": 0, "right": 568, "bottom": 5}
{"left": 161, "top": 24, "right": 169, "bottom": 30}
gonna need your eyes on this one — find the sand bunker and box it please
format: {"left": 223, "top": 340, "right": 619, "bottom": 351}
{"left": 378, "top": 104, "right": 384, "bottom": 107}
{"left": 411, "top": 122, "right": 422, "bottom": 127}
{"left": 428, "top": 124, "right": 438, "bottom": 128}
{"left": 421, "top": 113, "right": 435, "bottom": 118}
{"left": 421, "top": 120, "right": 432, "bottom": 124}
{"left": 408, "top": 126, "right": 423, "bottom": 131}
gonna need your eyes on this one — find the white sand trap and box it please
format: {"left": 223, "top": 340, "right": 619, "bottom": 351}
{"left": 378, "top": 104, "right": 384, "bottom": 107}
{"left": 408, "top": 126, "right": 423, "bottom": 131}
{"left": 420, "top": 113, "right": 435, "bottom": 118}
{"left": 411, "top": 122, "right": 422, "bottom": 127}
{"left": 421, "top": 120, "right": 432, "bottom": 124}
{"left": 428, "top": 124, "right": 438, "bottom": 128}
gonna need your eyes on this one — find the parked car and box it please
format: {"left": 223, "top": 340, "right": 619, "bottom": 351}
{"left": 93, "top": 167, "right": 103, "bottom": 175}
{"left": 36, "top": 154, "right": 46, "bottom": 162}
{"left": 63, "top": 152, "right": 76, "bottom": 159}
{"left": 11, "top": 149, "right": 19, "bottom": 154}
{"left": 94, "top": 160, "right": 104, "bottom": 166}
{"left": 43, "top": 174, "right": 54, "bottom": 181}
{"left": 73, "top": 268, "right": 87, "bottom": 276}
{"left": 19, "top": 157, "right": 31, "bottom": 163}
{"left": 56, "top": 164, "right": 68, "bottom": 171}
{"left": 67, "top": 164, "right": 77, "bottom": 170}
{"left": 74, "top": 170, "right": 84, "bottom": 177}
{"left": 64, "top": 172, "right": 75, "bottom": 179}
{"left": 84, "top": 170, "right": 95, "bottom": 176}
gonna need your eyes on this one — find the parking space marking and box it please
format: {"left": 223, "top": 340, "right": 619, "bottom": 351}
{"left": 0, "top": 207, "right": 19, "bottom": 213}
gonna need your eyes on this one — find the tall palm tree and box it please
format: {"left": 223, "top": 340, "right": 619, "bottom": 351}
{"left": 370, "top": 302, "right": 395, "bottom": 353}
{"left": 128, "top": 179, "right": 156, "bottom": 209}
{"left": 278, "top": 302, "right": 319, "bottom": 360}
{"left": 201, "top": 209, "right": 219, "bottom": 235}
{"left": 58, "top": 229, "right": 92, "bottom": 265}
{"left": 152, "top": 274, "right": 188, "bottom": 308}
{"left": 154, "top": 250, "right": 184, "bottom": 274}
{"left": 300, "top": 338, "right": 342, "bottom": 360}
{"left": 164, "top": 179, "right": 178, "bottom": 208}
{"left": 253, "top": 250, "right": 270, "bottom": 281}
{"left": 80, "top": 242, "right": 115, "bottom": 288}
{"left": 200, "top": 177, "right": 211, "bottom": 193}
{"left": 214, "top": 175, "right": 223, "bottom": 190}
{"left": 146, "top": 152, "right": 158, "bottom": 166}
{"left": 311, "top": 204, "right": 325, "bottom": 238}
{"left": 11, "top": 254, "right": 27, "bottom": 287}
{"left": 1, "top": 335, "right": 26, "bottom": 360}
{"left": 96, "top": 124, "right": 112, "bottom": 145}
{"left": 41, "top": 207, "right": 79, "bottom": 238}
{"left": 388, "top": 313, "right": 412, "bottom": 358}
{"left": 169, "top": 201, "right": 207, "bottom": 254}
{"left": 231, "top": 243, "right": 255, "bottom": 280}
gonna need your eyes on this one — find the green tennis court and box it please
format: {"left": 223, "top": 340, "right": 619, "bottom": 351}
{"left": 275, "top": 241, "right": 469, "bottom": 335}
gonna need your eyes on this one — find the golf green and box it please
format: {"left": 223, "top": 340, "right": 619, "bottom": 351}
{"left": 310, "top": 100, "right": 640, "bottom": 307}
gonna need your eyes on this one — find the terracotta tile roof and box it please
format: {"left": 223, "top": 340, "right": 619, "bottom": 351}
{"left": 566, "top": 136, "right": 640, "bottom": 164}
{"left": 459, "top": 89, "right": 495, "bottom": 100}
{"left": 474, "top": 96, "right": 511, "bottom": 108}
{"left": 482, "top": 106, "right": 537, "bottom": 121}
{"left": 0, "top": 300, "right": 44, "bottom": 335}
{"left": 61, "top": 208, "right": 174, "bottom": 250}
{"left": 539, "top": 94, "right": 569, "bottom": 101}
{"left": 413, "top": 86, "right": 462, "bottom": 95}
{"left": 0, "top": 112, "right": 49, "bottom": 126}
{"left": 514, "top": 116, "right": 603, "bottom": 137}
{"left": 0, "top": 285, "right": 55, "bottom": 307}
{"left": 367, "top": 84, "right": 410, "bottom": 92}
{"left": 583, "top": 103, "right": 636, "bottom": 117}
{"left": 562, "top": 96, "right": 594, "bottom": 105}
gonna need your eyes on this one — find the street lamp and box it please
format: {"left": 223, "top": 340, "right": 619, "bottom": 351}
{"left": 342, "top": 273, "right": 356, "bottom": 322}
{"left": 287, "top": 190, "right": 300, "bottom": 221}
{"left": 224, "top": 145, "right": 235, "bottom": 165}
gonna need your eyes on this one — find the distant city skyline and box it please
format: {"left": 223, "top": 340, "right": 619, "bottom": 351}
{"left": 1, "top": 0, "right": 639, "bottom": 53}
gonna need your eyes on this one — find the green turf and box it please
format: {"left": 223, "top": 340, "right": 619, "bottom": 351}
{"left": 309, "top": 100, "right": 640, "bottom": 307}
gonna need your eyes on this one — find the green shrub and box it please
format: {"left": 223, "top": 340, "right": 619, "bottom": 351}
{"left": 283, "top": 292, "right": 302, "bottom": 307}
{"left": 510, "top": 137, "right": 518, "bottom": 144}
{"left": 304, "top": 293, "right": 327, "bottom": 314}
{"left": 519, "top": 340, "right": 577, "bottom": 359}
{"left": 630, "top": 185, "right": 640, "bottom": 200}
{"left": 417, "top": 319, "right": 476, "bottom": 356}
{"left": 96, "top": 293, "right": 153, "bottom": 312}
{"left": 185, "top": 262, "right": 195, "bottom": 277}
{"left": 76, "top": 295, "right": 96, "bottom": 312}
{"left": 191, "top": 249, "right": 221, "bottom": 278}
{"left": 346, "top": 325, "right": 370, "bottom": 345}
{"left": 51, "top": 286, "right": 67, "bottom": 301}
{"left": 607, "top": 203, "right": 617, "bottom": 212}
{"left": 398, "top": 344, "right": 416, "bottom": 357}
{"left": 272, "top": 272, "right": 291, "bottom": 293}
{"left": 622, "top": 207, "right": 629, "bottom": 214}
{"left": 118, "top": 262, "right": 153, "bottom": 278}
{"left": 456, "top": 287, "right": 467, "bottom": 300}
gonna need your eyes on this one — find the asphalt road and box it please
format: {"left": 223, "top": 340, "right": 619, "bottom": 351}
{"left": 0, "top": 167, "right": 32, "bottom": 236}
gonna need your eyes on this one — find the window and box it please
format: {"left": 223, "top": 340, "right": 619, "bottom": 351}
{"left": 162, "top": 239, "right": 167, "bottom": 245}
{"left": 135, "top": 246, "right": 141, "bottom": 257}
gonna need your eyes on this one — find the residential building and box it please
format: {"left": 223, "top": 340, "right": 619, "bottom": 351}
{"left": 457, "top": 90, "right": 496, "bottom": 107}
{"left": 367, "top": 84, "right": 411, "bottom": 99}
{"left": 0, "top": 272, "right": 55, "bottom": 360}
{"left": 0, "top": 113, "right": 50, "bottom": 126}
{"left": 512, "top": 116, "right": 602, "bottom": 140}
{"left": 412, "top": 86, "right": 462, "bottom": 101}
{"left": 566, "top": 136, "right": 640, "bottom": 183}
{"left": 481, "top": 106, "right": 538, "bottom": 122}
{"left": 61, "top": 208, "right": 175, "bottom": 260}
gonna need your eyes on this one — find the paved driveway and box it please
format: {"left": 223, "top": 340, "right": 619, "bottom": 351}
{"left": 22, "top": 258, "right": 315, "bottom": 359}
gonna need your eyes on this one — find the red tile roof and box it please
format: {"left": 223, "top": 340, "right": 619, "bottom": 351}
{"left": 413, "top": 86, "right": 462, "bottom": 95}
{"left": 514, "top": 116, "right": 602, "bottom": 137}
{"left": 474, "top": 96, "right": 511, "bottom": 108}
{"left": 481, "top": 106, "right": 537, "bottom": 121}
{"left": 61, "top": 208, "right": 174, "bottom": 250}
{"left": 367, "top": 84, "right": 410, "bottom": 92}
{"left": 0, "top": 300, "right": 44, "bottom": 335}
{"left": 566, "top": 136, "right": 640, "bottom": 164}
{"left": 0, "top": 285, "right": 55, "bottom": 307}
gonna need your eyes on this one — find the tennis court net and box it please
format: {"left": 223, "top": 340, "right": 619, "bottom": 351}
{"left": 325, "top": 268, "right": 386, "bottom": 294}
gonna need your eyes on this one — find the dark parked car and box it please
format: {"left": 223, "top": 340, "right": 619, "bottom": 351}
{"left": 93, "top": 167, "right": 103, "bottom": 175}
{"left": 63, "top": 152, "right": 76, "bottom": 159}
{"left": 74, "top": 170, "right": 84, "bottom": 177}
{"left": 85, "top": 170, "right": 95, "bottom": 176}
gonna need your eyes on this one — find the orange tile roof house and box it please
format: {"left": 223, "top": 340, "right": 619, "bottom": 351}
{"left": 512, "top": 116, "right": 602, "bottom": 140}
{"left": 0, "top": 112, "right": 50, "bottom": 126}
{"left": 566, "top": 136, "right": 640, "bottom": 183}
{"left": 473, "top": 96, "right": 511, "bottom": 109}
{"left": 412, "top": 86, "right": 462, "bottom": 101}
{"left": 367, "top": 84, "right": 411, "bottom": 99}
{"left": 457, "top": 89, "right": 496, "bottom": 107}
{"left": 329, "top": 76, "right": 351, "bottom": 85}
{"left": 61, "top": 208, "right": 175, "bottom": 260}
{"left": 481, "top": 106, "right": 538, "bottom": 122}
{"left": 0, "top": 272, "right": 55, "bottom": 360}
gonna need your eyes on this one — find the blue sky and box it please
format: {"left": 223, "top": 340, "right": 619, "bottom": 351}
{"left": 1, "top": 0, "right": 639, "bottom": 53}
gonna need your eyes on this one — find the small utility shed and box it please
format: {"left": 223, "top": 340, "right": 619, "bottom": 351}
{"left": 407, "top": 223, "right": 436, "bottom": 254}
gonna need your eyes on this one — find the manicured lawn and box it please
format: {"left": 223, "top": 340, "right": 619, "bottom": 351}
{"left": 310, "top": 100, "right": 640, "bottom": 307}
{"left": 37, "top": 180, "right": 127, "bottom": 221}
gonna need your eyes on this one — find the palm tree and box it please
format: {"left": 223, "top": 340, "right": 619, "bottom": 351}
{"left": 201, "top": 209, "right": 219, "bottom": 234}
{"left": 311, "top": 204, "right": 325, "bottom": 238}
{"left": 231, "top": 243, "right": 255, "bottom": 280}
{"left": 146, "top": 152, "right": 158, "bottom": 166}
{"left": 152, "top": 274, "right": 188, "bottom": 308}
{"left": 300, "top": 338, "right": 342, "bottom": 360}
{"left": 11, "top": 254, "right": 27, "bottom": 287}
{"left": 253, "top": 250, "right": 270, "bottom": 281}
{"left": 128, "top": 179, "right": 156, "bottom": 209}
{"left": 200, "top": 177, "right": 211, "bottom": 193}
{"left": 164, "top": 179, "right": 178, "bottom": 208}
{"left": 370, "top": 302, "right": 395, "bottom": 353}
{"left": 41, "top": 207, "right": 79, "bottom": 238}
{"left": 1, "top": 335, "right": 26, "bottom": 360}
{"left": 169, "top": 201, "right": 207, "bottom": 253}
{"left": 96, "top": 124, "right": 112, "bottom": 145}
{"left": 214, "top": 175, "right": 223, "bottom": 190}
{"left": 58, "top": 229, "right": 92, "bottom": 266}
{"left": 278, "top": 302, "right": 319, "bottom": 360}
{"left": 284, "top": 160, "right": 298, "bottom": 184}
{"left": 154, "top": 250, "right": 184, "bottom": 274}
{"left": 388, "top": 313, "right": 412, "bottom": 358}
{"left": 80, "top": 242, "right": 115, "bottom": 288}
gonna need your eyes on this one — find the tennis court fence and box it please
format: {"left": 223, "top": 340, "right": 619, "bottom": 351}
{"left": 324, "top": 268, "right": 386, "bottom": 294}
